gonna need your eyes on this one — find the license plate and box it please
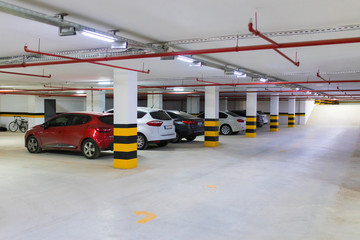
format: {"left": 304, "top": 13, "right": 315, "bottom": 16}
{"left": 164, "top": 125, "right": 172, "bottom": 129}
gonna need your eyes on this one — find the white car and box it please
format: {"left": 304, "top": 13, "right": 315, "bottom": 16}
{"left": 106, "top": 107, "right": 176, "bottom": 149}
{"left": 257, "top": 111, "right": 269, "bottom": 124}
{"left": 197, "top": 111, "right": 246, "bottom": 135}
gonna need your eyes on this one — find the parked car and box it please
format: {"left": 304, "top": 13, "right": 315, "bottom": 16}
{"left": 257, "top": 111, "right": 269, "bottom": 124}
{"left": 197, "top": 111, "right": 245, "bottom": 135}
{"left": 106, "top": 107, "right": 176, "bottom": 150}
{"left": 25, "top": 112, "right": 114, "bottom": 159}
{"left": 165, "top": 110, "right": 204, "bottom": 143}
{"left": 230, "top": 110, "right": 264, "bottom": 127}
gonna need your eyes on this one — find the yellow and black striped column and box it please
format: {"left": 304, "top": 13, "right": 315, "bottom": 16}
{"left": 113, "top": 124, "right": 137, "bottom": 169}
{"left": 246, "top": 116, "right": 256, "bottom": 137}
{"left": 270, "top": 115, "right": 279, "bottom": 132}
{"left": 204, "top": 119, "right": 219, "bottom": 147}
{"left": 113, "top": 69, "right": 138, "bottom": 169}
{"left": 315, "top": 100, "right": 320, "bottom": 105}
{"left": 288, "top": 114, "right": 295, "bottom": 127}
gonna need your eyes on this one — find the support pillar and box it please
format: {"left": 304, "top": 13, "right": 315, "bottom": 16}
{"left": 204, "top": 86, "right": 219, "bottom": 147}
{"left": 288, "top": 98, "right": 296, "bottom": 127}
{"left": 113, "top": 70, "right": 138, "bottom": 169}
{"left": 299, "top": 101, "right": 306, "bottom": 125}
{"left": 147, "top": 91, "right": 163, "bottom": 109}
{"left": 86, "top": 90, "right": 105, "bottom": 112}
{"left": 186, "top": 95, "right": 200, "bottom": 114}
{"left": 270, "top": 95, "right": 279, "bottom": 132}
{"left": 246, "top": 89, "right": 257, "bottom": 138}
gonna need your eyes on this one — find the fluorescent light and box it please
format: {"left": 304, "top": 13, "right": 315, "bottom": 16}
{"left": 177, "top": 56, "right": 194, "bottom": 63}
{"left": 234, "top": 71, "right": 247, "bottom": 78}
{"left": 295, "top": 88, "right": 300, "bottom": 90}
{"left": 76, "top": 90, "right": 85, "bottom": 94}
{"left": 98, "top": 81, "right": 112, "bottom": 85}
{"left": 81, "top": 30, "right": 116, "bottom": 43}
{"left": 259, "top": 78, "right": 268, "bottom": 82}
{"left": 190, "top": 61, "right": 202, "bottom": 67}
{"left": 173, "top": 87, "right": 185, "bottom": 92}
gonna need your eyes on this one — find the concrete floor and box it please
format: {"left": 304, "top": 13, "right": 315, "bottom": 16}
{"left": 0, "top": 116, "right": 360, "bottom": 239}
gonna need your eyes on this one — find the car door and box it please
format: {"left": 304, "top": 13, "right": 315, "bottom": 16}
{"left": 39, "top": 114, "right": 72, "bottom": 148}
{"left": 61, "top": 114, "right": 92, "bottom": 149}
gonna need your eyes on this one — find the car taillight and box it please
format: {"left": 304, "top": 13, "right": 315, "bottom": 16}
{"left": 182, "top": 120, "right": 196, "bottom": 125}
{"left": 95, "top": 127, "right": 112, "bottom": 133}
{"left": 237, "top": 119, "right": 244, "bottom": 123}
{"left": 146, "top": 120, "right": 163, "bottom": 127}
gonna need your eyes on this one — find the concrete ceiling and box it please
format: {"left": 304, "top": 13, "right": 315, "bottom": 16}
{"left": 0, "top": 0, "right": 360, "bottom": 100}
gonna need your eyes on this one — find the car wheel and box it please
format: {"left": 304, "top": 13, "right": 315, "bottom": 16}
{"left": 186, "top": 136, "right": 196, "bottom": 141}
{"left": 82, "top": 139, "right": 100, "bottom": 159}
{"left": 157, "top": 141, "right": 168, "bottom": 147}
{"left": 26, "top": 136, "right": 41, "bottom": 153}
{"left": 220, "top": 124, "right": 232, "bottom": 135}
{"left": 137, "top": 133, "right": 148, "bottom": 150}
{"left": 170, "top": 131, "right": 181, "bottom": 143}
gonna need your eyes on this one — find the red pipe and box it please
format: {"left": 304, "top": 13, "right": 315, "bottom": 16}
{"left": 0, "top": 92, "right": 85, "bottom": 97}
{"left": 316, "top": 72, "right": 331, "bottom": 84}
{"left": 248, "top": 22, "right": 300, "bottom": 67}
{"left": 23, "top": 46, "right": 150, "bottom": 74}
{"left": 0, "top": 37, "right": 360, "bottom": 69}
{"left": 0, "top": 70, "right": 51, "bottom": 78}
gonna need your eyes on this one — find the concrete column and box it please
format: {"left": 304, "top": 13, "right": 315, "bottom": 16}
{"left": 27, "top": 96, "right": 37, "bottom": 129}
{"left": 113, "top": 70, "right": 138, "bottom": 169}
{"left": 186, "top": 95, "right": 200, "bottom": 114}
{"left": 219, "top": 98, "right": 228, "bottom": 111}
{"left": 204, "top": 86, "right": 219, "bottom": 147}
{"left": 147, "top": 91, "right": 163, "bottom": 109}
{"left": 246, "top": 89, "right": 257, "bottom": 138}
{"left": 86, "top": 90, "right": 105, "bottom": 112}
{"left": 270, "top": 94, "right": 279, "bottom": 132}
{"left": 299, "top": 101, "right": 306, "bottom": 125}
{"left": 288, "top": 97, "right": 296, "bottom": 127}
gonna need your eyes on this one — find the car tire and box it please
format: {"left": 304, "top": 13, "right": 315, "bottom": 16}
{"left": 157, "top": 141, "right": 168, "bottom": 147}
{"left": 220, "top": 124, "right": 232, "bottom": 135}
{"left": 186, "top": 136, "right": 196, "bottom": 141}
{"left": 82, "top": 139, "right": 100, "bottom": 159}
{"left": 170, "top": 131, "right": 181, "bottom": 143}
{"left": 137, "top": 133, "right": 148, "bottom": 150}
{"left": 26, "top": 136, "right": 42, "bottom": 153}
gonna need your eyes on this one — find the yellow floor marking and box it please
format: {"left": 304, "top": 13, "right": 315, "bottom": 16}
{"left": 134, "top": 211, "right": 157, "bottom": 224}
{"left": 207, "top": 185, "right": 217, "bottom": 188}
{"left": 280, "top": 150, "right": 286, "bottom": 152}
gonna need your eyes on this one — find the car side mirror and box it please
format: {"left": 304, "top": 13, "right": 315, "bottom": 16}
{"left": 42, "top": 123, "right": 49, "bottom": 129}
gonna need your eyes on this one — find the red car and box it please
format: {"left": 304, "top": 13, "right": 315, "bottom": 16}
{"left": 25, "top": 112, "right": 114, "bottom": 159}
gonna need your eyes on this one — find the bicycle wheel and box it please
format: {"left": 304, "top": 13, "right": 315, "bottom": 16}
{"left": 8, "top": 121, "right": 18, "bottom": 132}
{"left": 20, "top": 122, "right": 28, "bottom": 133}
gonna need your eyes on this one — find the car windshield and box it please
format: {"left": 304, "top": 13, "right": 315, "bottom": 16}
{"left": 150, "top": 111, "right": 172, "bottom": 120}
{"left": 226, "top": 112, "right": 240, "bottom": 117}
{"left": 168, "top": 111, "right": 197, "bottom": 119}
{"left": 98, "top": 115, "right": 113, "bottom": 125}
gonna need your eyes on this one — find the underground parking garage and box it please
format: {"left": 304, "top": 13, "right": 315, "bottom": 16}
{"left": 1, "top": 1, "right": 360, "bottom": 239}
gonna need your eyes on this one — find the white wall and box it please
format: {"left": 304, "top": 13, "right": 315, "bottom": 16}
{"left": 0, "top": 95, "right": 86, "bottom": 129}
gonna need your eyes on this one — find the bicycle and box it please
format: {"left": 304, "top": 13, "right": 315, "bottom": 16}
{"left": 8, "top": 116, "right": 28, "bottom": 133}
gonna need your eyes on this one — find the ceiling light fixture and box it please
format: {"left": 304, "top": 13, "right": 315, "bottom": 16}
{"left": 76, "top": 90, "right": 85, "bottom": 94}
{"left": 98, "top": 81, "right": 112, "bottom": 85}
{"left": 189, "top": 61, "right": 202, "bottom": 67}
{"left": 234, "top": 70, "right": 247, "bottom": 78}
{"left": 173, "top": 87, "right": 185, "bottom": 92}
{"left": 177, "top": 56, "right": 194, "bottom": 63}
{"left": 81, "top": 30, "right": 116, "bottom": 43}
{"left": 259, "top": 77, "right": 268, "bottom": 82}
